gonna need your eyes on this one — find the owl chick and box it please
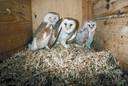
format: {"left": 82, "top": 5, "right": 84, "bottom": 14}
{"left": 33, "top": 12, "right": 60, "bottom": 36}
{"left": 28, "top": 12, "right": 60, "bottom": 51}
{"left": 57, "top": 18, "right": 78, "bottom": 48}
{"left": 75, "top": 21, "right": 96, "bottom": 49}
{"left": 43, "top": 12, "right": 60, "bottom": 28}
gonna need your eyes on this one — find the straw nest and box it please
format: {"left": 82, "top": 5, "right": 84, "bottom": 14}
{"left": 0, "top": 44, "right": 128, "bottom": 86}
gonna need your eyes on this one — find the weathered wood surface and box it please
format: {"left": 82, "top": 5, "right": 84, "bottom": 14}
{"left": 82, "top": 0, "right": 93, "bottom": 22}
{"left": 0, "top": 0, "right": 32, "bottom": 60}
{"left": 31, "top": 0, "right": 83, "bottom": 30}
{"left": 93, "top": 0, "right": 128, "bottom": 17}
{"left": 93, "top": 0, "right": 128, "bottom": 69}
{"left": 94, "top": 16, "right": 128, "bottom": 69}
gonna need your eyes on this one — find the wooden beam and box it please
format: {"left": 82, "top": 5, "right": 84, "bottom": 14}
{"left": 82, "top": 0, "right": 93, "bottom": 22}
{"left": 94, "top": 0, "right": 128, "bottom": 17}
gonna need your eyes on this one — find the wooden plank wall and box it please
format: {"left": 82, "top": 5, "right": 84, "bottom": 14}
{"left": 0, "top": 0, "right": 32, "bottom": 60}
{"left": 82, "top": 0, "right": 93, "bottom": 22}
{"left": 93, "top": 0, "right": 128, "bottom": 17}
{"left": 31, "top": 0, "right": 83, "bottom": 31}
{"left": 93, "top": 0, "right": 128, "bottom": 70}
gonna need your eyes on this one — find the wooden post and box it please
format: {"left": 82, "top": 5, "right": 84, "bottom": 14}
{"left": 82, "top": 0, "right": 93, "bottom": 22}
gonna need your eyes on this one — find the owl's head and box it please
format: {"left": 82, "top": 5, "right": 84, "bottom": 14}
{"left": 44, "top": 12, "right": 60, "bottom": 26}
{"left": 86, "top": 21, "right": 96, "bottom": 30}
{"left": 61, "top": 18, "right": 78, "bottom": 31}
{"left": 82, "top": 21, "right": 96, "bottom": 31}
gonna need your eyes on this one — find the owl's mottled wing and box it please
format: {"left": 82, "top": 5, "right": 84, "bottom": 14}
{"left": 33, "top": 22, "right": 47, "bottom": 37}
{"left": 53, "top": 18, "right": 63, "bottom": 31}
{"left": 75, "top": 28, "right": 89, "bottom": 45}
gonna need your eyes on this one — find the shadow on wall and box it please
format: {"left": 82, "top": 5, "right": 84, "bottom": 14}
{"left": 93, "top": 17, "right": 128, "bottom": 70}
{"left": 93, "top": 37, "right": 105, "bottom": 52}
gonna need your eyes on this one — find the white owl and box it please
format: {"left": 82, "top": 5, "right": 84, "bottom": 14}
{"left": 28, "top": 12, "right": 60, "bottom": 51}
{"left": 43, "top": 12, "right": 60, "bottom": 28}
{"left": 57, "top": 18, "right": 78, "bottom": 48}
{"left": 75, "top": 21, "right": 96, "bottom": 49}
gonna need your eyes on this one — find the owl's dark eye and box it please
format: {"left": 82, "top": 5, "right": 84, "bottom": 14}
{"left": 64, "top": 23, "right": 67, "bottom": 26}
{"left": 70, "top": 24, "right": 73, "bottom": 27}
{"left": 54, "top": 17, "right": 56, "bottom": 20}
{"left": 92, "top": 24, "right": 95, "bottom": 27}
{"left": 49, "top": 17, "right": 52, "bottom": 19}
{"left": 88, "top": 24, "right": 91, "bottom": 28}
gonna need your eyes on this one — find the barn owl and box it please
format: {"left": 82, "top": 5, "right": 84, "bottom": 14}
{"left": 43, "top": 12, "right": 60, "bottom": 28}
{"left": 28, "top": 12, "right": 60, "bottom": 51}
{"left": 75, "top": 21, "right": 96, "bottom": 49}
{"left": 57, "top": 18, "right": 78, "bottom": 48}
{"left": 33, "top": 12, "right": 60, "bottom": 36}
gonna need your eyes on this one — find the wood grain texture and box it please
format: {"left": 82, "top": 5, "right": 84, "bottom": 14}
{"left": 93, "top": 0, "right": 128, "bottom": 70}
{"left": 93, "top": 0, "right": 128, "bottom": 17}
{"left": 31, "top": 0, "right": 82, "bottom": 31}
{"left": 82, "top": 0, "right": 93, "bottom": 22}
{"left": 0, "top": 0, "right": 32, "bottom": 60}
{"left": 94, "top": 16, "right": 128, "bottom": 69}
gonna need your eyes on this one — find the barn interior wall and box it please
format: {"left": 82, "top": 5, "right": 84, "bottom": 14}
{"left": 31, "top": 0, "right": 83, "bottom": 31}
{"left": 93, "top": 0, "right": 128, "bottom": 69}
{"left": 0, "top": 0, "right": 32, "bottom": 60}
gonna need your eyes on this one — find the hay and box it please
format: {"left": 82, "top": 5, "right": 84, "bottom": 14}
{"left": 0, "top": 45, "right": 128, "bottom": 86}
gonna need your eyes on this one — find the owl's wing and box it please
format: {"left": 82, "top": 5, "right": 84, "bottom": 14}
{"left": 53, "top": 18, "right": 63, "bottom": 31}
{"left": 68, "top": 31, "right": 77, "bottom": 42}
{"left": 33, "top": 22, "right": 47, "bottom": 37}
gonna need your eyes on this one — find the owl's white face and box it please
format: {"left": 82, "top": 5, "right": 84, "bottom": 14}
{"left": 43, "top": 12, "right": 60, "bottom": 26}
{"left": 61, "top": 19, "right": 76, "bottom": 32}
{"left": 84, "top": 21, "right": 96, "bottom": 31}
